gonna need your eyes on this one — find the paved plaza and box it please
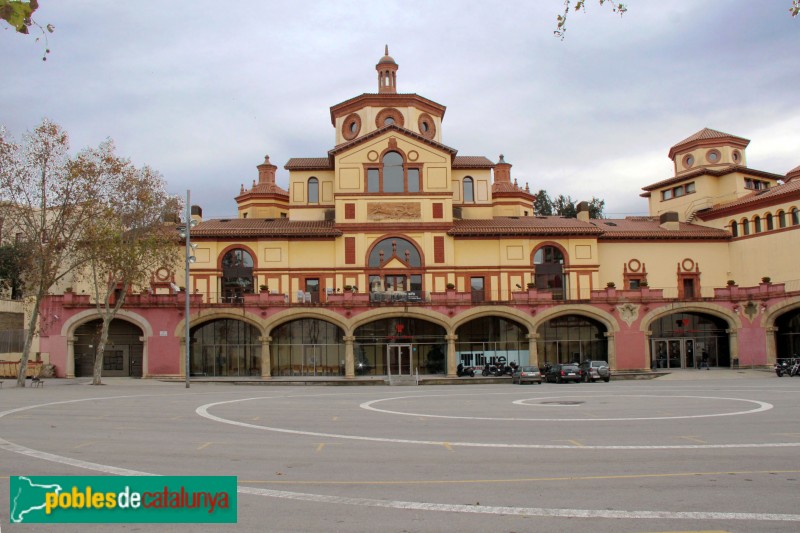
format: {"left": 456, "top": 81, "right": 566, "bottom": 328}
{"left": 1, "top": 371, "right": 799, "bottom": 532}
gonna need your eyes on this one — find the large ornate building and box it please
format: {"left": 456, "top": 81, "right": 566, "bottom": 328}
{"left": 38, "top": 49, "right": 800, "bottom": 379}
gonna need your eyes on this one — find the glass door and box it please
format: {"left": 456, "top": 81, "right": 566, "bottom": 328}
{"left": 387, "top": 344, "right": 412, "bottom": 375}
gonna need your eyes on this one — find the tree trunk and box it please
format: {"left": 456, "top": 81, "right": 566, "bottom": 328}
{"left": 92, "top": 316, "right": 112, "bottom": 385}
{"left": 16, "top": 295, "right": 42, "bottom": 387}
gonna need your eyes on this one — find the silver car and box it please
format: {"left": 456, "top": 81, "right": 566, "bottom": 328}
{"left": 511, "top": 365, "right": 543, "bottom": 385}
{"left": 580, "top": 360, "right": 611, "bottom": 382}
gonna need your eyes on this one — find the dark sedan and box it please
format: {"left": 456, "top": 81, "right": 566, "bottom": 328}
{"left": 544, "top": 363, "right": 582, "bottom": 383}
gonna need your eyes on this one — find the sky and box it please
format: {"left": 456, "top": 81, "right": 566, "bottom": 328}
{"left": 2, "top": 1, "right": 799, "bottom": 219}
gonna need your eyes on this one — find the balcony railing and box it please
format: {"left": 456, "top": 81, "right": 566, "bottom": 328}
{"left": 50, "top": 280, "right": 796, "bottom": 310}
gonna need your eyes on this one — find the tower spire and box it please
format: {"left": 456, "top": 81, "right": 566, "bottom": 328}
{"left": 376, "top": 45, "right": 398, "bottom": 94}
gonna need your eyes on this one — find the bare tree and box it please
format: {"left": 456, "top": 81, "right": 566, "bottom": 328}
{"left": 0, "top": 120, "right": 105, "bottom": 387}
{"left": 77, "top": 142, "right": 180, "bottom": 385}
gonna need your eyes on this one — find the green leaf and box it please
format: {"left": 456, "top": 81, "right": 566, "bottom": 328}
{"left": 0, "top": 1, "right": 36, "bottom": 33}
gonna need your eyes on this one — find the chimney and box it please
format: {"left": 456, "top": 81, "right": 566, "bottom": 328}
{"left": 577, "top": 201, "right": 590, "bottom": 221}
{"left": 257, "top": 155, "right": 277, "bottom": 185}
{"left": 494, "top": 154, "right": 511, "bottom": 184}
{"left": 191, "top": 205, "right": 203, "bottom": 224}
{"left": 659, "top": 211, "right": 680, "bottom": 230}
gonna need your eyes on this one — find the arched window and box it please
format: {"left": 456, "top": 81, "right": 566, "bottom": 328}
{"left": 308, "top": 177, "right": 319, "bottom": 204}
{"left": 778, "top": 210, "right": 787, "bottom": 228}
{"left": 730, "top": 220, "right": 738, "bottom": 237}
{"left": 766, "top": 213, "right": 774, "bottom": 231}
{"left": 221, "top": 248, "right": 254, "bottom": 302}
{"left": 367, "top": 237, "right": 423, "bottom": 300}
{"left": 463, "top": 177, "right": 474, "bottom": 203}
{"left": 382, "top": 152, "right": 404, "bottom": 192}
{"left": 533, "top": 246, "right": 566, "bottom": 300}
{"left": 366, "top": 151, "right": 421, "bottom": 193}
{"left": 754, "top": 215, "right": 762, "bottom": 233}
{"left": 793, "top": 207, "right": 800, "bottom": 226}
{"left": 741, "top": 218, "right": 750, "bottom": 236}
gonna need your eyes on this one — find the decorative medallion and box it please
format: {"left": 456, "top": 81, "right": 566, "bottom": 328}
{"left": 681, "top": 258, "right": 694, "bottom": 271}
{"left": 627, "top": 259, "right": 641, "bottom": 272}
{"left": 616, "top": 302, "right": 640, "bottom": 327}
{"left": 155, "top": 267, "right": 171, "bottom": 281}
{"left": 367, "top": 150, "right": 379, "bottom": 162}
{"left": 407, "top": 150, "right": 419, "bottom": 161}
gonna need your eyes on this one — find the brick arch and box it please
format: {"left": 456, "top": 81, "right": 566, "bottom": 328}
{"left": 174, "top": 309, "right": 266, "bottom": 338}
{"left": 264, "top": 308, "right": 349, "bottom": 337}
{"left": 365, "top": 234, "right": 426, "bottom": 268}
{"left": 638, "top": 302, "right": 740, "bottom": 333}
{"left": 349, "top": 307, "right": 450, "bottom": 336}
{"left": 451, "top": 306, "right": 534, "bottom": 334}
{"left": 61, "top": 308, "right": 152, "bottom": 339}
{"left": 530, "top": 241, "right": 570, "bottom": 267}
{"left": 217, "top": 244, "right": 258, "bottom": 270}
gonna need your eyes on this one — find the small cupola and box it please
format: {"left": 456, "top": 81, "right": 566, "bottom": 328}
{"left": 376, "top": 45, "right": 398, "bottom": 94}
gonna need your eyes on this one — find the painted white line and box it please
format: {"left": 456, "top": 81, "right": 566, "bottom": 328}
{"left": 359, "top": 394, "right": 772, "bottom": 422}
{"left": 196, "top": 397, "right": 796, "bottom": 450}
{"left": 237, "top": 486, "right": 800, "bottom": 522}
{"left": 2, "top": 395, "right": 800, "bottom": 523}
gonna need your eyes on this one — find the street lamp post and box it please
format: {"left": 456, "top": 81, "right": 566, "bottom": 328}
{"left": 178, "top": 190, "right": 197, "bottom": 389}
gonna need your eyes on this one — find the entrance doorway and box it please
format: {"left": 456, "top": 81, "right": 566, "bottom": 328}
{"left": 387, "top": 344, "right": 411, "bottom": 375}
{"left": 652, "top": 338, "right": 704, "bottom": 368}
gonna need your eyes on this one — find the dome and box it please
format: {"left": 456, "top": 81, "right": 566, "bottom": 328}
{"left": 377, "top": 44, "right": 396, "bottom": 65}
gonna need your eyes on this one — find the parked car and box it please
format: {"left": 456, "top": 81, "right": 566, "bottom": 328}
{"left": 579, "top": 360, "right": 611, "bottom": 382}
{"left": 511, "top": 365, "right": 542, "bottom": 385}
{"left": 544, "top": 363, "right": 581, "bottom": 383}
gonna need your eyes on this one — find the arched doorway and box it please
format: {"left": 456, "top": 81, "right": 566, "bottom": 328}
{"left": 73, "top": 319, "right": 144, "bottom": 377}
{"left": 775, "top": 307, "right": 800, "bottom": 359}
{"left": 537, "top": 314, "right": 607, "bottom": 365}
{"left": 190, "top": 319, "right": 261, "bottom": 376}
{"left": 270, "top": 319, "right": 345, "bottom": 376}
{"left": 455, "top": 316, "right": 529, "bottom": 369}
{"left": 354, "top": 318, "right": 446, "bottom": 375}
{"left": 649, "top": 312, "right": 730, "bottom": 369}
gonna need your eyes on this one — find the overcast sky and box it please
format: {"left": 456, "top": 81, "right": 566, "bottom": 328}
{"left": 3, "top": 1, "right": 799, "bottom": 218}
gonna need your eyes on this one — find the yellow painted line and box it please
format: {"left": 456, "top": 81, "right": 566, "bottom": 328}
{"left": 332, "top": 416, "right": 339, "bottom": 421}
{"left": 73, "top": 442, "right": 95, "bottom": 450}
{"left": 644, "top": 531, "right": 731, "bottom": 533}
{"left": 442, "top": 442, "right": 453, "bottom": 452}
{"left": 567, "top": 439, "right": 584, "bottom": 447}
{"left": 316, "top": 443, "right": 325, "bottom": 453}
{"left": 197, "top": 442, "right": 214, "bottom": 450}
{"left": 238, "top": 469, "right": 800, "bottom": 486}
{"left": 251, "top": 416, "right": 261, "bottom": 421}
{"left": 678, "top": 436, "right": 708, "bottom": 444}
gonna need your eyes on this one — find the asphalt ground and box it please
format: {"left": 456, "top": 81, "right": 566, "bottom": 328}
{"left": 1, "top": 372, "right": 799, "bottom": 533}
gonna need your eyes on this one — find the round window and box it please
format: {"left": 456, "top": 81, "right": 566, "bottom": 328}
{"left": 342, "top": 113, "right": 361, "bottom": 140}
{"left": 706, "top": 149, "right": 721, "bottom": 163}
{"left": 732, "top": 150, "right": 741, "bottom": 163}
{"left": 349, "top": 121, "right": 358, "bottom": 133}
{"left": 421, "top": 121, "right": 429, "bottom": 132}
{"left": 384, "top": 117, "right": 395, "bottom": 126}
{"left": 682, "top": 154, "right": 695, "bottom": 169}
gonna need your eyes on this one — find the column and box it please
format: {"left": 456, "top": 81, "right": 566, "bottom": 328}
{"left": 139, "top": 336, "right": 148, "bottom": 378}
{"left": 526, "top": 333, "right": 539, "bottom": 368}
{"left": 765, "top": 326, "right": 777, "bottom": 367}
{"left": 66, "top": 336, "right": 76, "bottom": 379}
{"left": 446, "top": 334, "right": 457, "bottom": 377}
{"left": 260, "top": 336, "right": 272, "bottom": 378}
{"left": 604, "top": 331, "right": 616, "bottom": 370}
{"left": 727, "top": 328, "right": 739, "bottom": 367}
{"left": 344, "top": 335, "right": 355, "bottom": 378}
